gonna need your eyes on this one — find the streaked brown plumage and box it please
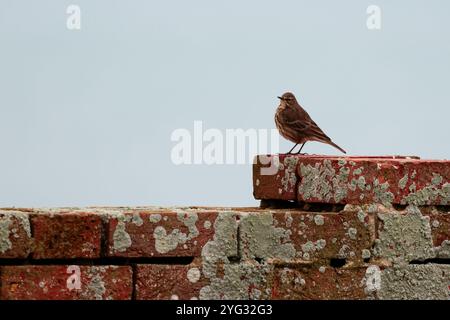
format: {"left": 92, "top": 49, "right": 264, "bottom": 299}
{"left": 275, "top": 92, "right": 346, "bottom": 154}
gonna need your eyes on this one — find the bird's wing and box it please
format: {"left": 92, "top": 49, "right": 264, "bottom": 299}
{"left": 283, "top": 118, "right": 332, "bottom": 143}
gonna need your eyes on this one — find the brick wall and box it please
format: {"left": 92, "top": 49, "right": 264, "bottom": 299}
{"left": 0, "top": 155, "right": 449, "bottom": 300}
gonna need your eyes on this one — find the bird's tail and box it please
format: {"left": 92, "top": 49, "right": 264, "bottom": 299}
{"left": 327, "top": 141, "right": 346, "bottom": 154}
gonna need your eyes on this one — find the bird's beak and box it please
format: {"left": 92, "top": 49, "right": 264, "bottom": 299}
{"left": 277, "top": 96, "right": 283, "bottom": 100}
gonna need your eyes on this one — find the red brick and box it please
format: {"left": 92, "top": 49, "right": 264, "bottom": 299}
{"left": 1, "top": 265, "right": 132, "bottom": 300}
{"left": 254, "top": 155, "right": 450, "bottom": 206}
{"left": 0, "top": 210, "right": 32, "bottom": 259}
{"left": 270, "top": 266, "right": 369, "bottom": 299}
{"left": 422, "top": 208, "right": 450, "bottom": 248}
{"left": 107, "top": 210, "right": 224, "bottom": 257}
{"left": 31, "top": 211, "right": 102, "bottom": 259}
{"left": 135, "top": 263, "right": 207, "bottom": 300}
{"left": 239, "top": 210, "right": 375, "bottom": 265}
{"left": 253, "top": 154, "right": 300, "bottom": 201}
{"left": 296, "top": 157, "right": 449, "bottom": 206}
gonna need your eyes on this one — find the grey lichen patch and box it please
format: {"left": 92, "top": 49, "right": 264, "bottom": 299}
{"left": 0, "top": 211, "right": 32, "bottom": 254}
{"left": 356, "top": 176, "right": 366, "bottom": 191}
{"left": 372, "top": 179, "right": 394, "bottom": 206}
{"left": 338, "top": 159, "right": 347, "bottom": 166}
{"left": 338, "top": 244, "right": 351, "bottom": 258}
{"left": 431, "top": 220, "right": 440, "bottom": 228}
{"left": 153, "top": 211, "right": 199, "bottom": 254}
{"left": 378, "top": 265, "right": 450, "bottom": 300}
{"left": 431, "top": 173, "right": 443, "bottom": 186}
{"left": 0, "top": 214, "right": 13, "bottom": 253}
{"left": 154, "top": 227, "right": 187, "bottom": 254}
{"left": 149, "top": 214, "right": 162, "bottom": 223}
{"left": 373, "top": 206, "right": 435, "bottom": 263}
{"left": 200, "top": 212, "right": 273, "bottom": 300}
{"left": 347, "top": 227, "right": 357, "bottom": 240}
{"left": 402, "top": 173, "right": 449, "bottom": 205}
{"left": 240, "top": 212, "right": 295, "bottom": 261}
{"left": 112, "top": 215, "right": 132, "bottom": 253}
{"left": 300, "top": 238, "right": 326, "bottom": 254}
{"left": 280, "top": 156, "right": 299, "bottom": 192}
{"left": 357, "top": 210, "right": 367, "bottom": 224}
{"left": 314, "top": 214, "right": 324, "bottom": 226}
{"left": 9, "top": 211, "right": 31, "bottom": 238}
{"left": 112, "top": 212, "right": 144, "bottom": 253}
{"left": 298, "top": 160, "right": 350, "bottom": 203}
{"left": 82, "top": 267, "right": 108, "bottom": 300}
{"left": 285, "top": 212, "right": 293, "bottom": 228}
{"left": 204, "top": 220, "right": 212, "bottom": 229}
{"left": 398, "top": 174, "right": 408, "bottom": 190}
{"left": 353, "top": 167, "right": 363, "bottom": 175}
{"left": 301, "top": 241, "right": 315, "bottom": 253}
{"left": 315, "top": 239, "right": 326, "bottom": 250}
{"left": 362, "top": 249, "right": 371, "bottom": 259}
{"left": 131, "top": 213, "right": 143, "bottom": 226}
{"left": 434, "top": 240, "right": 450, "bottom": 258}
{"left": 187, "top": 267, "right": 201, "bottom": 283}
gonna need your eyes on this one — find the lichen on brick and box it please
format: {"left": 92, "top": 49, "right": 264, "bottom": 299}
{"left": 434, "top": 240, "right": 450, "bottom": 258}
{"left": 372, "top": 179, "right": 394, "bottom": 206}
{"left": 0, "top": 214, "right": 13, "bottom": 253}
{"left": 402, "top": 173, "right": 449, "bottom": 205}
{"left": 149, "top": 214, "right": 161, "bottom": 223}
{"left": 378, "top": 264, "right": 450, "bottom": 299}
{"left": 0, "top": 211, "right": 31, "bottom": 255}
{"left": 199, "top": 211, "right": 273, "bottom": 299}
{"left": 82, "top": 267, "right": 108, "bottom": 300}
{"left": 280, "top": 156, "right": 299, "bottom": 192}
{"left": 240, "top": 212, "right": 296, "bottom": 261}
{"left": 298, "top": 159, "right": 350, "bottom": 203}
{"left": 314, "top": 214, "right": 324, "bottom": 226}
{"left": 373, "top": 205, "right": 435, "bottom": 263}
{"left": 347, "top": 227, "right": 357, "bottom": 240}
{"left": 398, "top": 174, "right": 408, "bottom": 190}
{"left": 111, "top": 213, "right": 134, "bottom": 253}
{"left": 153, "top": 211, "right": 199, "bottom": 254}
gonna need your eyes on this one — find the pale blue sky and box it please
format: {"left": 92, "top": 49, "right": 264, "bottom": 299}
{"left": 0, "top": 0, "right": 449, "bottom": 207}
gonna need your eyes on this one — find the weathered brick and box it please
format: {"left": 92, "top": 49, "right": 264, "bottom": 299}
{"left": 253, "top": 154, "right": 300, "bottom": 201}
{"left": 378, "top": 264, "right": 450, "bottom": 300}
{"left": 297, "top": 157, "right": 449, "bottom": 206}
{"left": 107, "top": 209, "right": 236, "bottom": 258}
{"left": 372, "top": 206, "right": 447, "bottom": 263}
{"left": 270, "top": 266, "right": 369, "bottom": 299}
{"left": 135, "top": 263, "right": 207, "bottom": 300}
{"left": 253, "top": 155, "right": 450, "bottom": 206}
{"left": 418, "top": 207, "right": 450, "bottom": 259}
{"left": 0, "top": 210, "right": 32, "bottom": 258}
{"left": 32, "top": 211, "right": 102, "bottom": 259}
{"left": 1, "top": 265, "right": 132, "bottom": 300}
{"left": 239, "top": 209, "right": 374, "bottom": 265}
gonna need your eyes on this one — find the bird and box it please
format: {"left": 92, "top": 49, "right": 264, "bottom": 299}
{"left": 275, "top": 92, "right": 346, "bottom": 154}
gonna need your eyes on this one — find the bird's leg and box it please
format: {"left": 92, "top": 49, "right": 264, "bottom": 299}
{"left": 287, "top": 143, "right": 298, "bottom": 154}
{"left": 296, "top": 142, "right": 307, "bottom": 154}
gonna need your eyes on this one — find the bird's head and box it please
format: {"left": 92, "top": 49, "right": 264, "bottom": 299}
{"left": 277, "top": 92, "right": 297, "bottom": 106}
